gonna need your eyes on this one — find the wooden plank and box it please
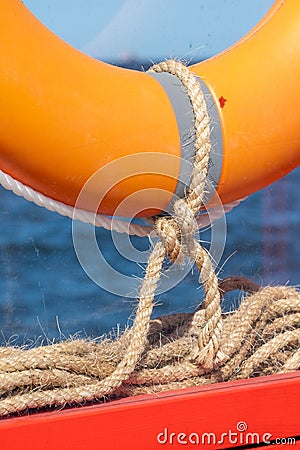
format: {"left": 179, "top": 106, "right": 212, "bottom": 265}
{"left": 0, "top": 372, "right": 299, "bottom": 449}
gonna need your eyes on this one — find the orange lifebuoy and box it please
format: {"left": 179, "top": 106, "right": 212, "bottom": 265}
{"left": 0, "top": 0, "right": 299, "bottom": 218}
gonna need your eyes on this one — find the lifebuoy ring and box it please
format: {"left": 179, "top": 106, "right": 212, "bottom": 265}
{"left": 0, "top": 0, "right": 299, "bottom": 218}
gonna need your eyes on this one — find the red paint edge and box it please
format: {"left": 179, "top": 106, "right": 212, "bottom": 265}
{"left": 0, "top": 372, "right": 299, "bottom": 449}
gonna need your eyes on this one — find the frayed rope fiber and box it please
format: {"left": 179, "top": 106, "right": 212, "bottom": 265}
{"left": 0, "top": 60, "right": 299, "bottom": 417}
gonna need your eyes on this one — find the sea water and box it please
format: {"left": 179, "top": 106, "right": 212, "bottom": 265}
{"left": 0, "top": 164, "right": 298, "bottom": 346}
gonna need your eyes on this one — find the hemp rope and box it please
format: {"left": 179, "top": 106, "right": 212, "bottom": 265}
{"left": 0, "top": 60, "right": 299, "bottom": 417}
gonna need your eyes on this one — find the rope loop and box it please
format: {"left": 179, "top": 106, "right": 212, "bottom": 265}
{"left": 0, "top": 60, "right": 299, "bottom": 417}
{"left": 148, "top": 60, "right": 224, "bottom": 368}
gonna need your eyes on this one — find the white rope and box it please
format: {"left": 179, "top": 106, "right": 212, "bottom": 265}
{"left": 0, "top": 169, "right": 245, "bottom": 236}
{"left": 0, "top": 170, "right": 148, "bottom": 236}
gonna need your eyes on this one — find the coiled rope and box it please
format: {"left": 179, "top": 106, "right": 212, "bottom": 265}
{"left": 0, "top": 60, "right": 299, "bottom": 417}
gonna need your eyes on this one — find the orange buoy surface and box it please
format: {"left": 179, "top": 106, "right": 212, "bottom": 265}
{"left": 0, "top": 0, "right": 299, "bottom": 217}
{"left": 193, "top": 0, "right": 300, "bottom": 206}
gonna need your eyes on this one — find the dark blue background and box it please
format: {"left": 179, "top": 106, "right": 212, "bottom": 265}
{"left": 0, "top": 165, "right": 298, "bottom": 346}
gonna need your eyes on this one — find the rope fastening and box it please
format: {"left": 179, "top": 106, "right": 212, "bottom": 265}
{"left": 1, "top": 61, "right": 299, "bottom": 418}
{"left": 148, "top": 60, "right": 224, "bottom": 368}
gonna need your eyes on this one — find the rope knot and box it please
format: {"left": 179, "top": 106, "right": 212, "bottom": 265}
{"left": 155, "top": 199, "right": 197, "bottom": 263}
{"left": 173, "top": 199, "right": 198, "bottom": 256}
{"left": 155, "top": 216, "right": 181, "bottom": 263}
{"left": 0, "top": 59, "right": 299, "bottom": 417}
{"left": 149, "top": 59, "right": 224, "bottom": 369}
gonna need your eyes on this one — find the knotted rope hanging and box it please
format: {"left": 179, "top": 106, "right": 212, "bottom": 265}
{"left": 0, "top": 60, "right": 299, "bottom": 417}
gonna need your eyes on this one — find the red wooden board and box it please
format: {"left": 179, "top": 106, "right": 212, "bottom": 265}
{"left": 0, "top": 372, "right": 299, "bottom": 449}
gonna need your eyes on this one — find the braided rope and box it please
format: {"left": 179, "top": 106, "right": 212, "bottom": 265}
{"left": 2, "top": 60, "right": 222, "bottom": 370}
{"left": 149, "top": 60, "right": 223, "bottom": 368}
{"left": 0, "top": 169, "right": 246, "bottom": 236}
{"left": 0, "top": 281, "right": 299, "bottom": 416}
{"left": 0, "top": 60, "right": 298, "bottom": 417}
{"left": 0, "top": 169, "right": 148, "bottom": 236}
{"left": 0, "top": 59, "right": 223, "bottom": 414}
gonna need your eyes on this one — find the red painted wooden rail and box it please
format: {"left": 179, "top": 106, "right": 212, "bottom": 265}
{"left": 0, "top": 372, "right": 299, "bottom": 449}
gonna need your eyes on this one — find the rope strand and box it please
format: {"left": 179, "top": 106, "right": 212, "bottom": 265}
{"left": 0, "top": 60, "right": 298, "bottom": 416}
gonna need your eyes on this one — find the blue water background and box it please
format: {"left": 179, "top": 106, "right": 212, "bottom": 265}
{"left": 0, "top": 164, "right": 298, "bottom": 346}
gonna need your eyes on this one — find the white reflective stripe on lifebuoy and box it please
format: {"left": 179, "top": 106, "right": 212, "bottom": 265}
{"left": 149, "top": 71, "right": 223, "bottom": 209}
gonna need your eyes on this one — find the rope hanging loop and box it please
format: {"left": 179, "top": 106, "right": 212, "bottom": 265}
{"left": 1, "top": 61, "right": 299, "bottom": 418}
{"left": 149, "top": 60, "right": 224, "bottom": 368}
